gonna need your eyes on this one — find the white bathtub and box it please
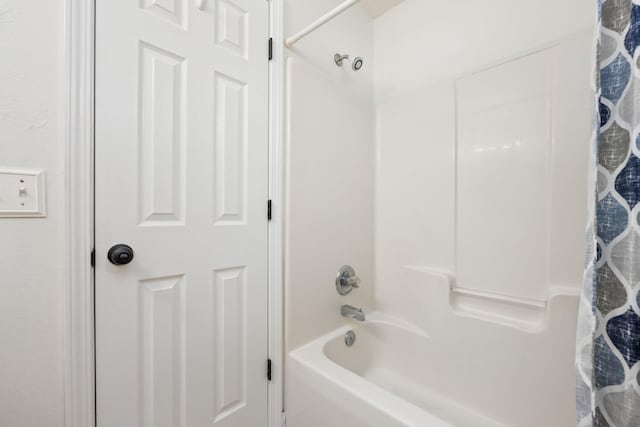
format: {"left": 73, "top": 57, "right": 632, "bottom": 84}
{"left": 287, "top": 306, "right": 576, "bottom": 427}
{"left": 288, "top": 315, "right": 501, "bottom": 427}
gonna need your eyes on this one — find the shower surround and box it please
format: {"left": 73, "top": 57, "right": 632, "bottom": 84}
{"left": 284, "top": 0, "right": 595, "bottom": 425}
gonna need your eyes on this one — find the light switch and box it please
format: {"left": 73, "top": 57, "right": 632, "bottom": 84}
{"left": 0, "top": 169, "right": 46, "bottom": 217}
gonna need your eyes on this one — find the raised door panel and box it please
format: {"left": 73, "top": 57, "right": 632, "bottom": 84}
{"left": 139, "top": 275, "right": 186, "bottom": 427}
{"left": 213, "top": 267, "right": 247, "bottom": 423}
{"left": 139, "top": 43, "right": 186, "bottom": 226}
{"left": 215, "top": 0, "right": 248, "bottom": 58}
{"left": 213, "top": 72, "right": 247, "bottom": 224}
{"left": 141, "top": 0, "right": 186, "bottom": 28}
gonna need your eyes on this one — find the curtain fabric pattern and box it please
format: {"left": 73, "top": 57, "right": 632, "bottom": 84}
{"left": 576, "top": 1, "right": 640, "bottom": 426}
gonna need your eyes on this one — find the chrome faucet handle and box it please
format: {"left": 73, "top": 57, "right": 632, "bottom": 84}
{"left": 336, "top": 265, "right": 360, "bottom": 295}
{"left": 345, "top": 276, "right": 360, "bottom": 289}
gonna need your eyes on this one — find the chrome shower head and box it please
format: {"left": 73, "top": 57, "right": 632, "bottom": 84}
{"left": 351, "top": 57, "right": 364, "bottom": 71}
{"left": 334, "top": 53, "right": 364, "bottom": 72}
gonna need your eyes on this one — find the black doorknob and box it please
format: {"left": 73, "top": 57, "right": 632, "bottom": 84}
{"left": 107, "top": 244, "right": 134, "bottom": 265}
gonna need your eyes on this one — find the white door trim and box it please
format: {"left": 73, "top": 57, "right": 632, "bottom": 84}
{"left": 64, "top": 0, "right": 95, "bottom": 426}
{"left": 63, "top": 1, "right": 285, "bottom": 426}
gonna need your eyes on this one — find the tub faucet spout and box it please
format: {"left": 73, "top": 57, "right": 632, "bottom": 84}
{"left": 341, "top": 305, "right": 365, "bottom": 322}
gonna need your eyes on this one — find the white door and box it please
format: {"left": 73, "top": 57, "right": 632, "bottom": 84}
{"left": 94, "top": 0, "right": 269, "bottom": 426}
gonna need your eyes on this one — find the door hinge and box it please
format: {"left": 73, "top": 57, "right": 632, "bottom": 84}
{"left": 268, "top": 37, "right": 273, "bottom": 61}
{"left": 90, "top": 248, "right": 95, "bottom": 267}
{"left": 267, "top": 358, "right": 272, "bottom": 381}
{"left": 267, "top": 200, "right": 272, "bottom": 221}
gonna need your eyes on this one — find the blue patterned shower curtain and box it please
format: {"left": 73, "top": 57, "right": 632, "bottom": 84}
{"left": 576, "top": 1, "right": 640, "bottom": 425}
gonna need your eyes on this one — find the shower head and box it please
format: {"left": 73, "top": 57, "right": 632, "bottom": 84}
{"left": 334, "top": 53, "right": 364, "bottom": 71}
{"left": 351, "top": 56, "right": 364, "bottom": 71}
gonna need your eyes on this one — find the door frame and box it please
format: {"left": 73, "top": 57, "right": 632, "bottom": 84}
{"left": 63, "top": 1, "right": 285, "bottom": 426}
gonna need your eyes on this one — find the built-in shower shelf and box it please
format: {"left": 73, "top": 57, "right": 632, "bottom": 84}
{"left": 449, "top": 286, "right": 580, "bottom": 332}
{"left": 401, "top": 266, "right": 580, "bottom": 333}
{"left": 450, "top": 287, "right": 547, "bottom": 331}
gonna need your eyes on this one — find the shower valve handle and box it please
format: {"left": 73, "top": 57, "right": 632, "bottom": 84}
{"left": 336, "top": 265, "right": 360, "bottom": 295}
{"left": 345, "top": 276, "right": 360, "bottom": 288}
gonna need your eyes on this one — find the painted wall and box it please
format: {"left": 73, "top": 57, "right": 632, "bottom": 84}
{"left": 284, "top": 0, "right": 375, "bottom": 352}
{"left": 0, "top": 0, "right": 66, "bottom": 426}
{"left": 374, "top": 1, "right": 595, "bottom": 312}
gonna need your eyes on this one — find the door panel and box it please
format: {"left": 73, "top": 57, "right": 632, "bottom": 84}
{"left": 95, "top": 0, "right": 269, "bottom": 426}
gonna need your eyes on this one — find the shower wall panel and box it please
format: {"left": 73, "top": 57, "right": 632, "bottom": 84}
{"left": 374, "top": 0, "right": 595, "bottom": 309}
{"left": 284, "top": 0, "right": 375, "bottom": 352}
{"left": 456, "top": 35, "right": 593, "bottom": 301}
{"left": 456, "top": 50, "right": 553, "bottom": 301}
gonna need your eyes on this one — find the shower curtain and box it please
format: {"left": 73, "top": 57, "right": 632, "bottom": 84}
{"left": 576, "top": 1, "right": 640, "bottom": 426}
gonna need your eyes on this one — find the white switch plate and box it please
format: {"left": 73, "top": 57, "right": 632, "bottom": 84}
{"left": 0, "top": 169, "right": 46, "bottom": 217}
